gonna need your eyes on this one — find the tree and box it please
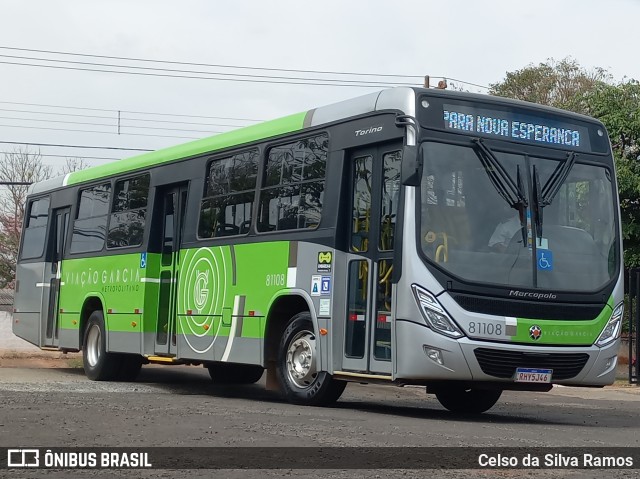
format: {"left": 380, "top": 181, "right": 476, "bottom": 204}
{"left": 574, "top": 80, "right": 640, "bottom": 267}
{"left": 0, "top": 148, "right": 52, "bottom": 287}
{"left": 489, "top": 57, "right": 611, "bottom": 112}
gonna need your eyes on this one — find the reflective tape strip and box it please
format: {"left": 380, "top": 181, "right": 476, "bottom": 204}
{"left": 221, "top": 295, "right": 243, "bottom": 362}
{"left": 287, "top": 267, "right": 297, "bottom": 288}
{"left": 35, "top": 283, "right": 50, "bottom": 288}
{"left": 505, "top": 316, "right": 518, "bottom": 336}
{"left": 141, "top": 278, "right": 161, "bottom": 283}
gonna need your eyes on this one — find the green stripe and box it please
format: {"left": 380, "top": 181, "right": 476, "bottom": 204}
{"left": 512, "top": 296, "right": 614, "bottom": 345}
{"left": 67, "top": 112, "right": 307, "bottom": 186}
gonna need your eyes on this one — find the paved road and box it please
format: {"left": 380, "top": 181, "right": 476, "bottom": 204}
{"left": 1, "top": 364, "right": 640, "bottom": 478}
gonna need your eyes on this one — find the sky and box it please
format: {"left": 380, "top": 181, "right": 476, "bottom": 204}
{"left": 0, "top": 0, "right": 639, "bottom": 172}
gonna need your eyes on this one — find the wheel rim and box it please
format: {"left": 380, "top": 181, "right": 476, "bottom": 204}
{"left": 285, "top": 330, "right": 317, "bottom": 389}
{"left": 86, "top": 324, "right": 101, "bottom": 367}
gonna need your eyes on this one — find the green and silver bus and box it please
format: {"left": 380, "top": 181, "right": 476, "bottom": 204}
{"left": 13, "top": 87, "right": 623, "bottom": 413}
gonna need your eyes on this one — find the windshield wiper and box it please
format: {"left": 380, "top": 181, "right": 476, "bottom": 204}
{"left": 533, "top": 151, "right": 577, "bottom": 241}
{"left": 532, "top": 164, "right": 543, "bottom": 242}
{"left": 541, "top": 152, "right": 577, "bottom": 206}
{"left": 473, "top": 139, "right": 529, "bottom": 245}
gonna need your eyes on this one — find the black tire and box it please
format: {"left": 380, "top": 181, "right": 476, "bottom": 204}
{"left": 116, "top": 354, "right": 143, "bottom": 382}
{"left": 207, "top": 362, "right": 264, "bottom": 384}
{"left": 82, "top": 310, "right": 122, "bottom": 381}
{"left": 434, "top": 387, "right": 502, "bottom": 414}
{"left": 277, "top": 312, "right": 346, "bottom": 406}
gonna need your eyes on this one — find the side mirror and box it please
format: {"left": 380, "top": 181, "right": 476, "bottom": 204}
{"left": 401, "top": 144, "right": 422, "bottom": 186}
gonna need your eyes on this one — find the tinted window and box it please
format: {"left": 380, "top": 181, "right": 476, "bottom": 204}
{"left": 258, "top": 134, "right": 328, "bottom": 232}
{"left": 113, "top": 175, "right": 150, "bottom": 212}
{"left": 20, "top": 197, "right": 50, "bottom": 259}
{"left": 107, "top": 174, "right": 150, "bottom": 248}
{"left": 71, "top": 183, "right": 111, "bottom": 254}
{"left": 77, "top": 184, "right": 110, "bottom": 219}
{"left": 199, "top": 150, "right": 258, "bottom": 238}
{"left": 70, "top": 217, "right": 108, "bottom": 254}
{"left": 379, "top": 150, "right": 402, "bottom": 250}
{"left": 351, "top": 156, "right": 372, "bottom": 252}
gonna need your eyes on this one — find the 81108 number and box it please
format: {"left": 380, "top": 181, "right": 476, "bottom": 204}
{"left": 468, "top": 321, "right": 503, "bottom": 337}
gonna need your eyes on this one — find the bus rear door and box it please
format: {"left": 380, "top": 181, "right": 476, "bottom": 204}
{"left": 153, "top": 184, "right": 188, "bottom": 356}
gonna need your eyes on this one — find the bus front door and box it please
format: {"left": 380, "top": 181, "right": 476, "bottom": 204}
{"left": 342, "top": 144, "right": 402, "bottom": 376}
{"left": 154, "top": 184, "right": 188, "bottom": 356}
{"left": 42, "top": 207, "right": 70, "bottom": 348}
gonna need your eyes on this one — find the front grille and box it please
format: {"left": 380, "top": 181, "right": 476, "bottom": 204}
{"left": 451, "top": 293, "right": 603, "bottom": 320}
{"left": 474, "top": 347, "right": 590, "bottom": 380}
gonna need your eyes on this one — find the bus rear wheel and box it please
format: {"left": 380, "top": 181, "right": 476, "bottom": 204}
{"left": 82, "top": 310, "right": 121, "bottom": 381}
{"left": 277, "top": 312, "right": 346, "bottom": 406}
{"left": 207, "top": 363, "right": 264, "bottom": 384}
{"left": 434, "top": 386, "right": 502, "bottom": 414}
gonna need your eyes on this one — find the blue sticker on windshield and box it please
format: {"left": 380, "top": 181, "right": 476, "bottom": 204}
{"left": 537, "top": 249, "right": 553, "bottom": 271}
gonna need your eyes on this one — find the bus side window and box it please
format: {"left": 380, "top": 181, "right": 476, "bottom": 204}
{"left": 107, "top": 174, "right": 150, "bottom": 248}
{"left": 20, "top": 197, "right": 50, "bottom": 259}
{"left": 70, "top": 183, "right": 111, "bottom": 254}
{"left": 257, "top": 134, "right": 328, "bottom": 232}
{"left": 198, "top": 150, "right": 258, "bottom": 238}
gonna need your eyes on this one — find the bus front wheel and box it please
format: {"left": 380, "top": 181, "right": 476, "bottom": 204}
{"left": 82, "top": 310, "right": 121, "bottom": 381}
{"left": 434, "top": 386, "right": 502, "bottom": 414}
{"left": 277, "top": 312, "right": 346, "bottom": 406}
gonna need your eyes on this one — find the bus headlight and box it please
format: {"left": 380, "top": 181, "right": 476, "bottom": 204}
{"left": 595, "top": 302, "right": 624, "bottom": 347}
{"left": 411, "top": 284, "right": 464, "bottom": 339}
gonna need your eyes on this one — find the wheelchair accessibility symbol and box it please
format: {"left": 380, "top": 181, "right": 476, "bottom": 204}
{"left": 536, "top": 249, "right": 553, "bottom": 271}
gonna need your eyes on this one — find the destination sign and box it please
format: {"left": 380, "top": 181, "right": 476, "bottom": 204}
{"left": 442, "top": 104, "right": 592, "bottom": 151}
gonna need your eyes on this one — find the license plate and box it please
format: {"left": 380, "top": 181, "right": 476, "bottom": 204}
{"left": 514, "top": 368, "right": 552, "bottom": 383}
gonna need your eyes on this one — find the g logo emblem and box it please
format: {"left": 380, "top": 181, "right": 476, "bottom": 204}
{"left": 193, "top": 270, "right": 209, "bottom": 311}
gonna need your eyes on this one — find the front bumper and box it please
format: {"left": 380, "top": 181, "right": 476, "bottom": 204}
{"left": 395, "top": 319, "right": 619, "bottom": 386}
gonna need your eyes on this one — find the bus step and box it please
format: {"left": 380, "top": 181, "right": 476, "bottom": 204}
{"left": 145, "top": 355, "right": 180, "bottom": 364}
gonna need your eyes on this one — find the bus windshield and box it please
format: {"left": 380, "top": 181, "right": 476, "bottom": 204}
{"left": 418, "top": 141, "right": 618, "bottom": 292}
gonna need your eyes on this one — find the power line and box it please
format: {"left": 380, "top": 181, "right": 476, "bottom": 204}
{"left": 0, "top": 107, "right": 254, "bottom": 128}
{"left": 0, "top": 107, "right": 115, "bottom": 121}
{"left": 122, "top": 116, "right": 249, "bottom": 128}
{"left": 0, "top": 100, "right": 262, "bottom": 122}
{"left": 0, "top": 45, "right": 426, "bottom": 79}
{"left": 0, "top": 141, "right": 152, "bottom": 152}
{"left": 0, "top": 115, "right": 115, "bottom": 128}
{"left": 0, "top": 46, "right": 490, "bottom": 89}
{"left": 0, "top": 53, "right": 417, "bottom": 87}
{"left": 0, "top": 115, "right": 223, "bottom": 134}
{"left": 0, "top": 60, "right": 413, "bottom": 89}
{"left": 442, "top": 77, "right": 490, "bottom": 90}
{"left": 0, "top": 122, "right": 200, "bottom": 140}
{"left": 0, "top": 151, "right": 120, "bottom": 161}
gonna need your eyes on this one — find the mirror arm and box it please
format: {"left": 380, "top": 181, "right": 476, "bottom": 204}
{"left": 396, "top": 114, "right": 422, "bottom": 186}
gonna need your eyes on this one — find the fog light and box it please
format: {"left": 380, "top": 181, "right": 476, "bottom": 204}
{"left": 423, "top": 345, "right": 443, "bottom": 365}
{"left": 605, "top": 356, "right": 617, "bottom": 371}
